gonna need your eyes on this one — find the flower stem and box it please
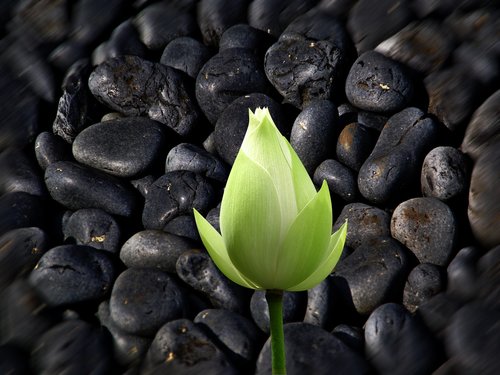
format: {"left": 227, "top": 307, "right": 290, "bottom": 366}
{"left": 266, "top": 289, "right": 286, "bottom": 375}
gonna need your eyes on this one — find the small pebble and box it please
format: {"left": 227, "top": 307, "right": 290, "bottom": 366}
{"left": 143, "top": 318, "right": 238, "bottom": 374}
{"left": 88, "top": 55, "right": 199, "bottom": 136}
{"left": 332, "top": 324, "right": 365, "bottom": 353}
{"left": 160, "top": 37, "right": 211, "bottom": 79}
{"left": 45, "top": 161, "right": 138, "bottom": 217}
{"left": 365, "top": 303, "right": 443, "bottom": 375}
{"left": 421, "top": 146, "right": 470, "bottom": 201}
{"left": 34, "top": 131, "right": 73, "bottom": 170}
{"left": 345, "top": 50, "right": 414, "bottom": 113}
{"left": 219, "top": 24, "right": 274, "bottom": 56}
{"left": 63, "top": 208, "right": 121, "bottom": 253}
{"left": 446, "top": 246, "right": 481, "bottom": 301}
{"left": 391, "top": 197, "right": 457, "bottom": 266}
{"left": 142, "top": 171, "right": 216, "bottom": 230}
{"left": 336, "top": 122, "right": 378, "bottom": 171}
{"left": 120, "top": 230, "right": 194, "bottom": 273}
{"left": 29, "top": 244, "right": 115, "bottom": 306}
{"left": 195, "top": 48, "right": 271, "bottom": 124}
{"left": 313, "top": 159, "right": 358, "bottom": 202}
{"left": 194, "top": 308, "right": 264, "bottom": 363}
{"left": 165, "top": 143, "right": 228, "bottom": 183}
{"left": 403, "top": 263, "right": 446, "bottom": 313}
{"left": 333, "top": 203, "right": 392, "bottom": 249}
{"left": 290, "top": 100, "right": 338, "bottom": 174}
{"left": 72, "top": 117, "right": 166, "bottom": 178}
{"left": 176, "top": 250, "right": 249, "bottom": 314}
{"left": 109, "top": 268, "right": 185, "bottom": 336}
{"left": 303, "top": 278, "right": 335, "bottom": 329}
{"left": 332, "top": 238, "right": 413, "bottom": 316}
{"left": 0, "top": 147, "right": 46, "bottom": 196}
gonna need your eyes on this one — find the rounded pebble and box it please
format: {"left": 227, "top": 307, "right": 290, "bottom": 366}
{"left": 45, "top": 161, "right": 138, "bottom": 217}
{"left": 63, "top": 208, "right": 121, "bottom": 253}
{"left": 345, "top": 50, "right": 414, "bottom": 112}
{"left": 195, "top": 48, "right": 271, "bottom": 124}
{"left": 219, "top": 24, "right": 274, "bottom": 56}
{"left": 365, "top": 303, "right": 443, "bottom": 375}
{"left": 0, "top": 147, "right": 46, "bottom": 197}
{"left": 313, "top": 159, "right": 358, "bottom": 202}
{"left": 29, "top": 244, "right": 115, "bottom": 306}
{"left": 160, "top": 36, "right": 212, "bottom": 79}
{"left": 109, "top": 268, "right": 185, "bottom": 336}
{"left": 403, "top": 263, "right": 445, "bottom": 313}
{"left": 72, "top": 117, "right": 166, "bottom": 178}
{"left": 446, "top": 246, "right": 481, "bottom": 301}
{"left": 332, "top": 238, "right": 413, "bottom": 316}
{"left": 120, "top": 230, "right": 194, "bottom": 274}
{"left": 142, "top": 171, "right": 216, "bottom": 230}
{"left": 34, "top": 131, "right": 73, "bottom": 170}
{"left": 336, "top": 122, "right": 378, "bottom": 171}
{"left": 290, "top": 100, "right": 338, "bottom": 174}
{"left": 176, "top": 250, "right": 249, "bottom": 314}
{"left": 391, "top": 197, "right": 457, "bottom": 266}
{"left": 421, "top": 146, "right": 470, "bottom": 201}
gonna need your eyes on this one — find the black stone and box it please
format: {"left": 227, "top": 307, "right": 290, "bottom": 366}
{"left": 333, "top": 203, "right": 391, "bottom": 249}
{"left": 109, "top": 268, "right": 185, "bottom": 336}
{"left": 133, "top": 2, "right": 197, "bottom": 50}
{"left": 213, "top": 93, "right": 285, "bottom": 165}
{"left": 142, "top": 171, "right": 216, "bottom": 230}
{"left": 29, "top": 244, "right": 115, "bottom": 306}
{"left": 365, "top": 303, "right": 443, "bottom": 375}
{"left": 290, "top": 100, "right": 338, "bottom": 174}
{"left": 45, "top": 161, "right": 138, "bottom": 217}
{"left": 52, "top": 59, "right": 98, "bottom": 143}
{"left": 31, "top": 319, "right": 113, "bottom": 375}
{"left": 219, "top": 24, "right": 275, "bottom": 56}
{"left": 195, "top": 48, "right": 271, "bottom": 124}
{"left": 0, "top": 227, "right": 48, "bottom": 287}
{"left": 336, "top": 122, "right": 378, "bottom": 171}
{"left": 446, "top": 246, "right": 481, "bottom": 302}
{"left": 332, "top": 324, "right": 365, "bottom": 353}
{"left": 196, "top": 0, "right": 248, "bottom": 46}
{"left": 194, "top": 308, "right": 264, "bottom": 363}
{"left": 416, "top": 292, "right": 463, "bottom": 337}
{"left": 0, "top": 147, "right": 46, "bottom": 196}
{"left": 176, "top": 250, "right": 249, "bottom": 314}
{"left": 163, "top": 214, "right": 200, "bottom": 242}
{"left": 255, "top": 322, "right": 372, "bottom": 374}
{"left": 120, "top": 230, "right": 194, "bottom": 273}
{"left": 165, "top": 143, "right": 228, "bottom": 183}
{"left": 0, "top": 192, "right": 44, "bottom": 236}
{"left": 345, "top": 51, "right": 414, "bottom": 113}
{"left": 92, "top": 19, "right": 147, "bottom": 66}
{"left": 391, "top": 197, "right": 457, "bottom": 266}
{"left": 160, "top": 37, "right": 212, "bottom": 79}
{"left": 403, "top": 263, "right": 446, "bottom": 313}
{"left": 88, "top": 55, "right": 199, "bottom": 136}
{"left": 97, "top": 300, "right": 152, "bottom": 367}
{"left": 34, "top": 131, "right": 73, "bottom": 170}
{"left": 72, "top": 117, "right": 166, "bottom": 178}
{"left": 303, "top": 278, "right": 335, "bottom": 329}
{"left": 250, "top": 290, "right": 307, "bottom": 334}
{"left": 358, "top": 107, "right": 439, "bottom": 205}
{"left": 313, "top": 159, "right": 358, "bottom": 202}
{"left": 63, "top": 208, "right": 121, "bottom": 253}
{"left": 421, "top": 146, "right": 470, "bottom": 201}
{"left": 331, "top": 238, "right": 413, "bottom": 316}
{"left": 142, "top": 318, "right": 238, "bottom": 374}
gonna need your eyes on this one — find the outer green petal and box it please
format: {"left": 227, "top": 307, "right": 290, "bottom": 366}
{"left": 287, "top": 220, "right": 348, "bottom": 291}
{"left": 274, "top": 181, "right": 333, "bottom": 289}
{"left": 193, "top": 209, "right": 258, "bottom": 289}
{"left": 219, "top": 152, "right": 282, "bottom": 289}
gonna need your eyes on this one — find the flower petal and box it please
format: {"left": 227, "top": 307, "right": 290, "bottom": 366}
{"left": 286, "top": 220, "right": 347, "bottom": 291}
{"left": 193, "top": 209, "right": 258, "bottom": 289}
{"left": 219, "top": 151, "right": 282, "bottom": 289}
{"left": 274, "top": 181, "right": 333, "bottom": 289}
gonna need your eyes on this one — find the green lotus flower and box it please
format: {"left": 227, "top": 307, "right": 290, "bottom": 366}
{"left": 194, "top": 107, "right": 347, "bottom": 291}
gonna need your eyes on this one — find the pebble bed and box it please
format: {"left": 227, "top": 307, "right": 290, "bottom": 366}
{"left": 1, "top": 1, "right": 499, "bottom": 374}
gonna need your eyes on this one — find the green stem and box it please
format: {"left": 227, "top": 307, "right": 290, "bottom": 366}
{"left": 266, "top": 289, "right": 286, "bottom": 375}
